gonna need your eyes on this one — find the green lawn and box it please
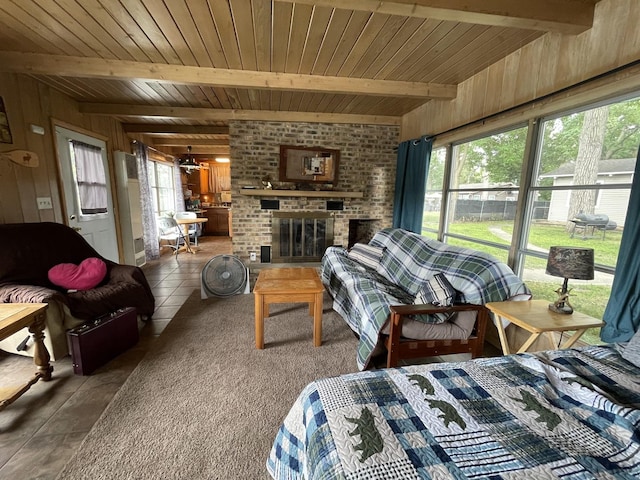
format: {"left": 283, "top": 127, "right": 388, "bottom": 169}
{"left": 422, "top": 216, "right": 619, "bottom": 345}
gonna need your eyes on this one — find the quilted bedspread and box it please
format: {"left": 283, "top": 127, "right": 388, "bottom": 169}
{"left": 267, "top": 345, "right": 640, "bottom": 479}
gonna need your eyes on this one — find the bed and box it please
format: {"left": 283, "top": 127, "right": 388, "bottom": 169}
{"left": 267, "top": 344, "right": 640, "bottom": 479}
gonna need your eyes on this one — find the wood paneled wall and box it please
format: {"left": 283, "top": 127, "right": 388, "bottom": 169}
{"left": 0, "top": 72, "right": 131, "bottom": 226}
{"left": 401, "top": 0, "right": 640, "bottom": 141}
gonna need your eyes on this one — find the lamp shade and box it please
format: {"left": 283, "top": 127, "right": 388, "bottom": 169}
{"left": 546, "top": 246, "right": 595, "bottom": 280}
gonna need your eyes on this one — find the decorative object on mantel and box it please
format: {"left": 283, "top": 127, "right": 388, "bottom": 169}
{"left": 545, "top": 246, "right": 595, "bottom": 314}
{"left": 0, "top": 149, "right": 40, "bottom": 167}
{"left": 280, "top": 145, "right": 340, "bottom": 185}
{"left": 179, "top": 146, "right": 200, "bottom": 173}
{"left": 261, "top": 175, "right": 273, "bottom": 189}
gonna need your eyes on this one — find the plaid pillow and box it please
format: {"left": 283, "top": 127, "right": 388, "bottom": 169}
{"left": 415, "top": 273, "right": 457, "bottom": 306}
{"left": 348, "top": 243, "right": 384, "bottom": 270}
{"left": 622, "top": 329, "right": 640, "bottom": 368}
{"left": 413, "top": 273, "right": 458, "bottom": 323}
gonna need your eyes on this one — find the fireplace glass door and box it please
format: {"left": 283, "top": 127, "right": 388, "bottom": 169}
{"left": 272, "top": 212, "right": 334, "bottom": 263}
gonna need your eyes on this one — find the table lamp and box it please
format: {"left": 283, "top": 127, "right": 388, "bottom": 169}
{"left": 545, "top": 246, "right": 594, "bottom": 314}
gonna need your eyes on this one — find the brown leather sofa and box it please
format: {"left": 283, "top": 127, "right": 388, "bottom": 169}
{"left": 0, "top": 222, "right": 155, "bottom": 360}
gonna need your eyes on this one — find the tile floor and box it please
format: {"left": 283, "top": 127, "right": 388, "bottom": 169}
{"left": 0, "top": 236, "right": 232, "bottom": 480}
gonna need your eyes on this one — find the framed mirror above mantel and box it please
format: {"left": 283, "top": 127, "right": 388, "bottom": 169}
{"left": 279, "top": 145, "right": 340, "bottom": 185}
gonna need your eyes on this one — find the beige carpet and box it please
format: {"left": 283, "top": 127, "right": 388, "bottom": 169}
{"left": 56, "top": 291, "right": 359, "bottom": 480}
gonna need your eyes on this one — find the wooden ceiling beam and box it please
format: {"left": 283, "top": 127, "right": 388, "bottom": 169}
{"left": 279, "top": 0, "right": 596, "bottom": 34}
{"left": 81, "top": 103, "right": 401, "bottom": 126}
{"left": 152, "top": 138, "right": 229, "bottom": 146}
{"left": 122, "top": 124, "right": 229, "bottom": 135}
{"left": 0, "top": 52, "right": 456, "bottom": 99}
{"left": 169, "top": 147, "right": 230, "bottom": 156}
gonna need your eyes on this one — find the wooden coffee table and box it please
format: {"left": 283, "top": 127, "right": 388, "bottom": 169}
{"left": 486, "top": 299, "right": 604, "bottom": 355}
{"left": 253, "top": 267, "right": 324, "bottom": 349}
{"left": 0, "top": 303, "right": 51, "bottom": 411}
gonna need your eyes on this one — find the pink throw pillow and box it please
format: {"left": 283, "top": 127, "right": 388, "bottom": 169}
{"left": 48, "top": 257, "right": 107, "bottom": 291}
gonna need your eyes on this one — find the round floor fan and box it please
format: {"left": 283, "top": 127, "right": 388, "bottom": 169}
{"left": 200, "top": 254, "right": 250, "bottom": 299}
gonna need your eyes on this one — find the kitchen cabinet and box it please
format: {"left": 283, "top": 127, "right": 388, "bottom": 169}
{"left": 204, "top": 207, "right": 230, "bottom": 236}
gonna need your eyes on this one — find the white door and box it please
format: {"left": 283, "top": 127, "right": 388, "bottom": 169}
{"left": 55, "top": 126, "right": 119, "bottom": 262}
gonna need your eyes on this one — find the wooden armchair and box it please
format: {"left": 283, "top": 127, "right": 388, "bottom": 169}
{"left": 385, "top": 304, "right": 489, "bottom": 368}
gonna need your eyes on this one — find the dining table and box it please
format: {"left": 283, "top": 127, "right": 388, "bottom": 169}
{"left": 175, "top": 217, "right": 208, "bottom": 253}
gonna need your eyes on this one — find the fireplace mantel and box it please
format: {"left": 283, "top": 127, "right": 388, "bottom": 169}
{"left": 239, "top": 189, "right": 363, "bottom": 199}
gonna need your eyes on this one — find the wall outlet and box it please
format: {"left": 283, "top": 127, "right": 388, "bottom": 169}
{"left": 36, "top": 197, "right": 53, "bottom": 209}
{"left": 250, "top": 252, "right": 257, "bottom": 261}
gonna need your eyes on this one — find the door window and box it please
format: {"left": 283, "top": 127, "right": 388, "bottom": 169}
{"left": 70, "top": 140, "right": 108, "bottom": 217}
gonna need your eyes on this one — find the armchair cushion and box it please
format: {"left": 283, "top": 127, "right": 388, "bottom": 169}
{"left": 48, "top": 257, "right": 107, "bottom": 291}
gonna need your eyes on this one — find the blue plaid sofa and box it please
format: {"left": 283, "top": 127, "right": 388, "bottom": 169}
{"left": 321, "top": 228, "right": 530, "bottom": 370}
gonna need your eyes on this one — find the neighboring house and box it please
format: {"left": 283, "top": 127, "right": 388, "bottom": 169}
{"left": 539, "top": 158, "right": 635, "bottom": 226}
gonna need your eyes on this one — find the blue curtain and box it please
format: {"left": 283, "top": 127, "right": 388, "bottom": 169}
{"left": 600, "top": 145, "right": 640, "bottom": 342}
{"left": 392, "top": 136, "right": 433, "bottom": 233}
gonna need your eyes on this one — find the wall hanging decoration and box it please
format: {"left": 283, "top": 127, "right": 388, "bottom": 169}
{"left": 0, "top": 150, "right": 40, "bottom": 167}
{"left": 0, "top": 96, "right": 12, "bottom": 144}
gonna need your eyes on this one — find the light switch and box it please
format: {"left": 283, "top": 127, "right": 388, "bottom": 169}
{"left": 30, "top": 124, "right": 45, "bottom": 135}
{"left": 37, "top": 197, "right": 53, "bottom": 209}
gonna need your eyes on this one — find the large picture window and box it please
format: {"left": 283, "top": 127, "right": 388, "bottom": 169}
{"left": 425, "top": 94, "right": 640, "bottom": 344}
{"left": 520, "top": 97, "right": 639, "bottom": 342}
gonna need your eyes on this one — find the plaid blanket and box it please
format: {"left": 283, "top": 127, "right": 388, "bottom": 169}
{"left": 267, "top": 345, "right": 640, "bottom": 479}
{"left": 322, "top": 229, "right": 530, "bottom": 369}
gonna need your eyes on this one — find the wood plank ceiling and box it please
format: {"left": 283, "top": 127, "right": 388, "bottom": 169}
{"left": 0, "top": 0, "right": 599, "bottom": 159}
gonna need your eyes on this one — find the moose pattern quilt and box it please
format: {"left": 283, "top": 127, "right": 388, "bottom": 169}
{"left": 267, "top": 345, "right": 640, "bottom": 479}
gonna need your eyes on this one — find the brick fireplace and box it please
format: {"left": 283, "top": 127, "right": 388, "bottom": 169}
{"left": 229, "top": 120, "right": 399, "bottom": 264}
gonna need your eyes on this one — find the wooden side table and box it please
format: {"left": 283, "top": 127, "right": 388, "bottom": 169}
{"left": 0, "top": 303, "right": 51, "bottom": 411}
{"left": 253, "top": 267, "right": 324, "bottom": 349}
{"left": 485, "top": 299, "right": 604, "bottom": 355}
